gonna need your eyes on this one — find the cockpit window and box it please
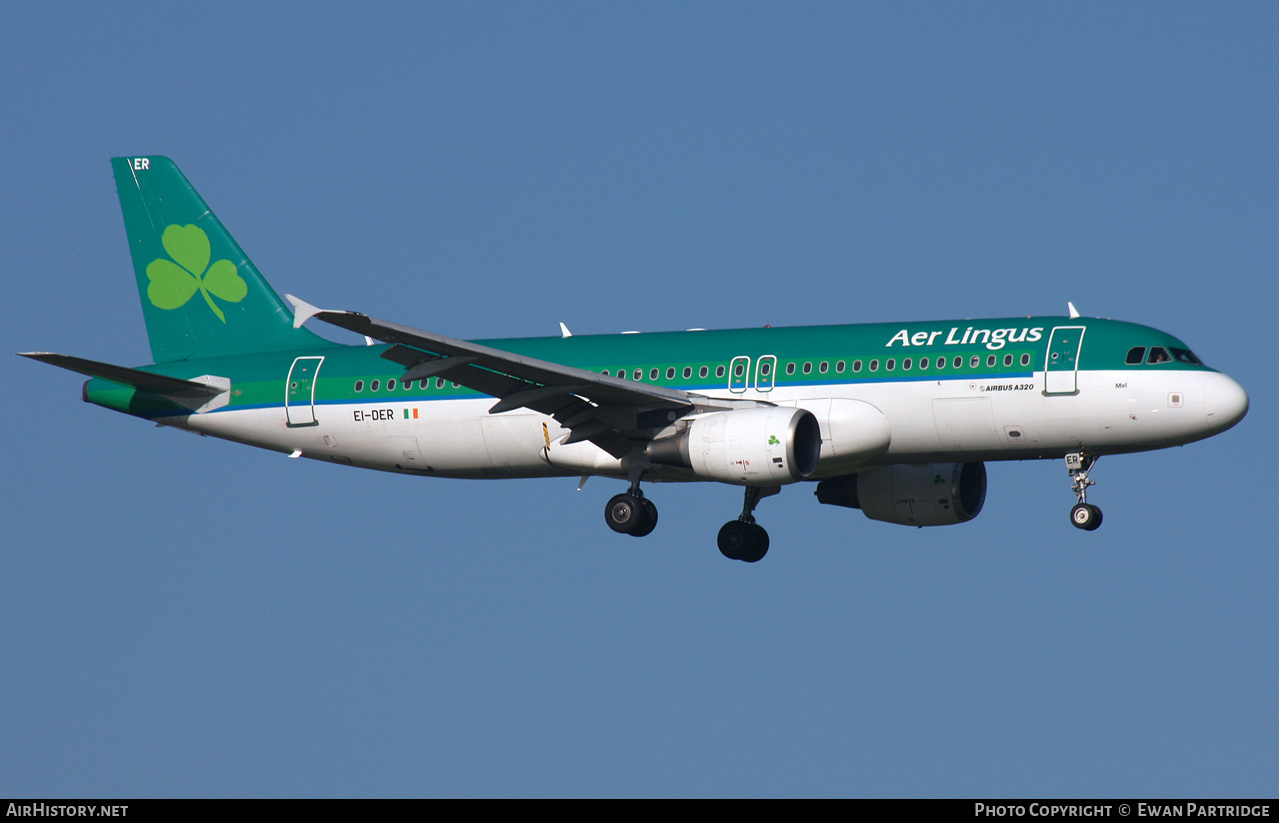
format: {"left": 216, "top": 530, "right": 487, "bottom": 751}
{"left": 1125, "top": 347, "right": 1146, "bottom": 365}
{"left": 1170, "top": 347, "right": 1202, "bottom": 365}
{"left": 1147, "top": 347, "right": 1172, "bottom": 364}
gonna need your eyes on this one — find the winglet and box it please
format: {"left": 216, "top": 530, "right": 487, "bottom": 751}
{"left": 285, "top": 294, "right": 325, "bottom": 329}
{"left": 1067, "top": 302, "right": 1080, "bottom": 319}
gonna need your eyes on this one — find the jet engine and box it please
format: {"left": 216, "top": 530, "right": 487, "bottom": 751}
{"left": 815, "top": 462, "right": 987, "bottom": 526}
{"left": 647, "top": 407, "right": 821, "bottom": 485}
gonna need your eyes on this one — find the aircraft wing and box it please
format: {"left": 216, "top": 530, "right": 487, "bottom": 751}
{"left": 287, "top": 296, "right": 738, "bottom": 455}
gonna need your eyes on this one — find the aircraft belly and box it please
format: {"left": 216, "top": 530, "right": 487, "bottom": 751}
{"left": 333, "top": 399, "right": 568, "bottom": 478}
{"left": 480, "top": 413, "right": 553, "bottom": 472}
{"left": 932, "top": 397, "right": 1001, "bottom": 452}
{"left": 390, "top": 401, "right": 471, "bottom": 472}
{"left": 185, "top": 407, "right": 304, "bottom": 453}
{"left": 186, "top": 400, "right": 498, "bottom": 475}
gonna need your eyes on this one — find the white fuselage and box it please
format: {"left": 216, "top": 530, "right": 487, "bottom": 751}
{"left": 180, "top": 366, "right": 1243, "bottom": 483}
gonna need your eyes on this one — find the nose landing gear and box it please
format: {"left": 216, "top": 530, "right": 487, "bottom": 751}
{"left": 1066, "top": 452, "right": 1103, "bottom": 531}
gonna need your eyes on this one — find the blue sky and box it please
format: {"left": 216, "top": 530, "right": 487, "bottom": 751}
{"left": 2, "top": 2, "right": 1275, "bottom": 797}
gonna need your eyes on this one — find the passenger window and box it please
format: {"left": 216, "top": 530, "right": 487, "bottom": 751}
{"left": 436, "top": 377, "right": 445, "bottom": 388}
{"left": 666, "top": 367, "right": 676, "bottom": 380}
{"left": 1125, "top": 347, "right": 1147, "bottom": 365}
{"left": 734, "top": 363, "right": 745, "bottom": 377}
{"left": 802, "top": 362, "right": 812, "bottom": 374}
{"left": 935, "top": 357, "right": 944, "bottom": 370}
{"left": 370, "top": 379, "right": 380, "bottom": 392}
{"left": 836, "top": 360, "right": 845, "bottom": 373}
{"left": 902, "top": 358, "right": 911, "bottom": 370}
{"left": 818, "top": 361, "right": 828, "bottom": 373}
{"left": 716, "top": 365, "right": 725, "bottom": 378}
{"left": 354, "top": 380, "right": 364, "bottom": 392}
{"left": 853, "top": 360, "right": 863, "bottom": 373}
{"left": 1147, "top": 347, "right": 1172, "bottom": 364}
{"left": 869, "top": 359, "right": 879, "bottom": 372}
{"left": 919, "top": 357, "right": 929, "bottom": 369}
{"left": 953, "top": 356, "right": 963, "bottom": 368}
{"left": 986, "top": 355, "right": 996, "bottom": 368}
{"left": 602, "top": 370, "right": 610, "bottom": 376}
{"left": 634, "top": 369, "right": 643, "bottom": 380}
{"left": 1021, "top": 354, "right": 1030, "bottom": 366}
{"left": 970, "top": 356, "right": 980, "bottom": 368}
{"left": 1003, "top": 354, "right": 1013, "bottom": 367}
{"left": 387, "top": 379, "right": 397, "bottom": 391}
{"left": 886, "top": 359, "right": 895, "bottom": 371}
{"left": 699, "top": 366, "right": 708, "bottom": 378}
{"left": 760, "top": 362, "right": 772, "bottom": 376}
{"left": 786, "top": 362, "right": 796, "bottom": 375}
{"left": 683, "top": 367, "right": 692, "bottom": 379}
{"left": 650, "top": 368, "right": 659, "bottom": 380}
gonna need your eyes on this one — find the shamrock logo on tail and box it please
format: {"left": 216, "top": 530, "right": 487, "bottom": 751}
{"left": 146, "top": 225, "right": 247, "bottom": 323}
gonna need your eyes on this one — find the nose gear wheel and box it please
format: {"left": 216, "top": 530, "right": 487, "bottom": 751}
{"left": 1066, "top": 452, "right": 1103, "bottom": 531}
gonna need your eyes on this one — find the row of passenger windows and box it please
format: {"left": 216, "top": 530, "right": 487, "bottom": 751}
{"left": 600, "top": 352, "right": 1033, "bottom": 380}
{"left": 350, "top": 352, "right": 1034, "bottom": 392}
{"left": 353, "top": 377, "right": 460, "bottom": 392}
{"left": 1125, "top": 346, "right": 1202, "bottom": 366}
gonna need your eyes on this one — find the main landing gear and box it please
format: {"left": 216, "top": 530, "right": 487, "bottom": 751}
{"left": 605, "top": 489, "right": 658, "bottom": 537}
{"left": 718, "top": 486, "right": 779, "bottom": 563}
{"left": 1066, "top": 451, "right": 1103, "bottom": 531}
{"left": 603, "top": 482, "right": 780, "bottom": 562}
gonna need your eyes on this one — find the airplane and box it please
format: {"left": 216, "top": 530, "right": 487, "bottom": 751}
{"left": 21, "top": 157, "right": 1250, "bottom": 562}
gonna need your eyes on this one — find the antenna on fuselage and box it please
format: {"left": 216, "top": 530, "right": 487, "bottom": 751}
{"left": 1067, "top": 302, "right": 1081, "bottom": 319}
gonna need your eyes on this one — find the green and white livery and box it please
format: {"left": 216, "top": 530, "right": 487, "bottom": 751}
{"left": 22, "top": 157, "right": 1250, "bottom": 562}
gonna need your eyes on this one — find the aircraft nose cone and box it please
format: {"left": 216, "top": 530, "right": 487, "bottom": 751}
{"left": 1204, "top": 373, "right": 1249, "bottom": 433}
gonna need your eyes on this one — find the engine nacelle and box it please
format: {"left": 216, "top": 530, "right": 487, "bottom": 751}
{"left": 815, "top": 462, "right": 987, "bottom": 526}
{"left": 647, "top": 407, "right": 821, "bottom": 485}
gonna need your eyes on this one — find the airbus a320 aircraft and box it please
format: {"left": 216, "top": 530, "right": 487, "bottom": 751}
{"left": 22, "top": 157, "right": 1250, "bottom": 562}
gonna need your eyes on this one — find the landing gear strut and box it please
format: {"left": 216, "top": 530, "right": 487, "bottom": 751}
{"left": 1066, "top": 451, "right": 1103, "bottom": 531}
{"left": 718, "top": 486, "right": 779, "bottom": 563}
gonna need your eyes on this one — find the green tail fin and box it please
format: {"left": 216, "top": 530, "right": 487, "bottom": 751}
{"left": 112, "top": 156, "right": 328, "bottom": 362}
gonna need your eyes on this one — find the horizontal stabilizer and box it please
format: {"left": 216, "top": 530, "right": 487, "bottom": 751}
{"left": 18, "top": 352, "right": 224, "bottom": 398}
